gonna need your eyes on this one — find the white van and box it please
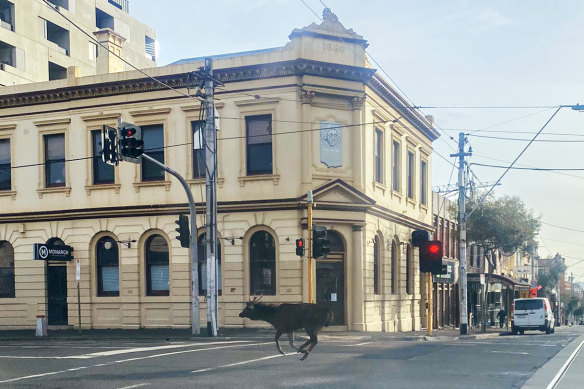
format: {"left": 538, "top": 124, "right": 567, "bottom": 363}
{"left": 511, "top": 297, "right": 555, "bottom": 335}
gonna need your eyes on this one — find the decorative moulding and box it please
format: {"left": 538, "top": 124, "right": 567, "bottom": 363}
{"left": 37, "top": 186, "right": 71, "bottom": 199}
{"left": 129, "top": 108, "right": 172, "bottom": 117}
{"left": 33, "top": 118, "right": 71, "bottom": 127}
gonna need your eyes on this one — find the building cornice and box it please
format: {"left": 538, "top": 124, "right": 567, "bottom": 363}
{"left": 0, "top": 59, "right": 376, "bottom": 110}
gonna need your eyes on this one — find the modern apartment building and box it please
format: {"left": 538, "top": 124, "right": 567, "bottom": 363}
{"left": 0, "top": 9, "right": 438, "bottom": 331}
{"left": 0, "top": 0, "right": 156, "bottom": 86}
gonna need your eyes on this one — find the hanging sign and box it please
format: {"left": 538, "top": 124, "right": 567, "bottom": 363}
{"left": 33, "top": 243, "right": 73, "bottom": 261}
{"left": 76, "top": 258, "right": 81, "bottom": 281}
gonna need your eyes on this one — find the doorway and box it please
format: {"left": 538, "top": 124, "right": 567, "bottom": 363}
{"left": 316, "top": 230, "right": 345, "bottom": 325}
{"left": 47, "top": 262, "right": 68, "bottom": 325}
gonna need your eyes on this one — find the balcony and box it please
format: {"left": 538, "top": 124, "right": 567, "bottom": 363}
{"left": 108, "top": 0, "right": 129, "bottom": 13}
{"left": 47, "top": 0, "right": 69, "bottom": 11}
{"left": 0, "top": 40, "right": 24, "bottom": 71}
{"left": 0, "top": 0, "right": 14, "bottom": 31}
{"left": 41, "top": 18, "right": 70, "bottom": 56}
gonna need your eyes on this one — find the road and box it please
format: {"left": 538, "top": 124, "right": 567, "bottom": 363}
{"left": 0, "top": 327, "right": 582, "bottom": 388}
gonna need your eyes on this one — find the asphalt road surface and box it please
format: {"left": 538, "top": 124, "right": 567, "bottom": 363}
{"left": 0, "top": 326, "right": 582, "bottom": 389}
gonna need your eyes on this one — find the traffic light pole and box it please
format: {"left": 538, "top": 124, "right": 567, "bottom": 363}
{"left": 451, "top": 132, "right": 472, "bottom": 335}
{"left": 307, "top": 190, "right": 313, "bottom": 304}
{"left": 141, "top": 153, "right": 200, "bottom": 335}
{"left": 203, "top": 58, "right": 218, "bottom": 337}
{"left": 427, "top": 273, "right": 432, "bottom": 336}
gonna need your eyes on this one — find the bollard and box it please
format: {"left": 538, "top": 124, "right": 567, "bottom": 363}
{"left": 35, "top": 315, "right": 47, "bottom": 337}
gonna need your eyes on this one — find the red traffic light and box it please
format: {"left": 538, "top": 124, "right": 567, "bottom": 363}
{"left": 298, "top": 240, "right": 303, "bottom": 247}
{"left": 125, "top": 129, "right": 136, "bottom": 137}
{"left": 429, "top": 244, "right": 439, "bottom": 254}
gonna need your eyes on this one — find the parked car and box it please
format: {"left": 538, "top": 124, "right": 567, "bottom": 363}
{"left": 511, "top": 298, "right": 555, "bottom": 335}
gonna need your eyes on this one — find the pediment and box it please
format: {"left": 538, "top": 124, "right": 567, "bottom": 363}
{"left": 299, "top": 179, "right": 375, "bottom": 206}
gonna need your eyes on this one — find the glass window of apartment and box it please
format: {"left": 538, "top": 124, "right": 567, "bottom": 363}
{"left": 40, "top": 18, "right": 70, "bottom": 56}
{"left": 421, "top": 160, "right": 428, "bottom": 205}
{"left": 374, "top": 129, "right": 383, "bottom": 184}
{"left": 0, "top": 139, "right": 10, "bottom": 190}
{"left": 44, "top": 134, "right": 65, "bottom": 187}
{"left": 145, "top": 35, "right": 156, "bottom": 61}
{"left": 445, "top": 221, "right": 450, "bottom": 257}
{"left": 47, "top": 0, "right": 69, "bottom": 10}
{"left": 246, "top": 115, "right": 272, "bottom": 175}
{"left": 391, "top": 240, "right": 398, "bottom": 294}
{"left": 192, "top": 121, "right": 205, "bottom": 178}
{"left": 373, "top": 236, "right": 380, "bottom": 295}
{"left": 197, "top": 234, "right": 222, "bottom": 296}
{"left": 392, "top": 140, "right": 400, "bottom": 192}
{"left": 96, "top": 8, "right": 114, "bottom": 30}
{"left": 48, "top": 62, "right": 67, "bottom": 80}
{"left": 407, "top": 150, "right": 415, "bottom": 199}
{"left": 0, "top": 41, "right": 23, "bottom": 71}
{"left": 0, "top": 241, "right": 15, "bottom": 298}
{"left": 91, "top": 130, "right": 114, "bottom": 185}
{"left": 145, "top": 235, "right": 169, "bottom": 296}
{"left": 141, "top": 124, "right": 164, "bottom": 181}
{"left": 96, "top": 237, "right": 119, "bottom": 297}
{"left": 249, "top": 230, "right": 276, "bottom": 295}
{"left": 406, "top": 244, "right": 412, "bottom": 295}
{"left": 0, "top": 0, "right": 15, "bottom": 31}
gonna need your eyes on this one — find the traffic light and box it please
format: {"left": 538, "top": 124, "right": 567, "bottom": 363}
{"left": 119, "top": 123, "right": 144, "bottom": 161}
{"left": 411, "top": 230, "right": 430, "bottom": 247}
{"left": 295, "top": 238, "right": 305, "bottom": 257}
{"left": 419, "top": 240, "right": 443, "bottom": 274}
{"left": 313, "top": 225, "right": 330, "bottom": 259}
{"left": 101, "top": 125, "right": 119, "bottom": 166}
{"left": 175, "top": 215, "right": 190, "bottom": 248}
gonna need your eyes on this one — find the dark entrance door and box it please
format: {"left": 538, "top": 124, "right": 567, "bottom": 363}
{"left": 47, "top": 264, "right": 68, "bottom": 325}
{"left": 316, "top": 259, "right": 344, "bottom": 325}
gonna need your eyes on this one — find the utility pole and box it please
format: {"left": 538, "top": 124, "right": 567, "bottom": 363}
{"left": 307, "top": 190, "right": 313, "bottom": 304}
{"left": 451, "top": 132, "right": 472, "bottom": 335}
{"left": 204, "top": 58, "right": 218, "bottom": 337}
{"left": 530, "top": 244, "right": 536, "bottom": 285}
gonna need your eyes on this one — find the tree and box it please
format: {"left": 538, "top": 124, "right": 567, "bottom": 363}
{"left": 465, "top": 194, "right": 541, "bottom": 331}
{"left": 574, "top": 306, "right": 584, "bottom": 321}
{"left": 537, "top": 256, "right": 566, "bottom": 297}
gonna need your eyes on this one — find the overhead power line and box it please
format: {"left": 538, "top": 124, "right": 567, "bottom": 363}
{"left": 541, "top": 221, "right": 584, "bottom": 233}
{"left": 468, "top": 134, "right": 584, "bottom": 143}
{"left": 470, "top": 163, "right": 584, "bottom": 172}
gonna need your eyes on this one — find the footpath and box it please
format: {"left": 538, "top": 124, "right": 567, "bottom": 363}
{"left": 0, "top": 326, "right": 509, "bottom": 343}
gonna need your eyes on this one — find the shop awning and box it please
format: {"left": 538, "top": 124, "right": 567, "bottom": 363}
{"left": 467, "top": 273, "right": 530, "bottom": 288}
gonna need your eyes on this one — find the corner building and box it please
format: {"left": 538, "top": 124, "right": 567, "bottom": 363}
{"left": 0, "top": 10, "right": 438, "bottom": 331}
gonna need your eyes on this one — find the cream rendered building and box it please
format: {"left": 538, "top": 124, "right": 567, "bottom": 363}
{"left": 0, "top": 0, "right": 156, "bottom": 86}
{"left": 0, "top": 10, "right": 438, "bottom": 331}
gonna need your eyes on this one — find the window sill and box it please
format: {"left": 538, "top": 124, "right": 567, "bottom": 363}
{"left": 133, "top": 180, "right": 171, "bottom": 193}
{"left": 391, "top": 189, "right": 402, "bottom": 199}
{"left": 187, "top": 178, "right": 225, "bottom": 188}
{"left": 373, "top": 181, "right": 386, "bottom": 193}
{"left": 85, "top": 183, "right": 121, "bottom": 195}
{"left": 407, "top": 198, "right": 417, "bottom": 206}
{"left": 238, "top": 174, "right": 280, "bottom": 187}
{"left": 37, "top": 186, "right": 71, "bottom": 199}
{"left": 0, "top": 190, "right": 16, "bottom": 200}
{"left": 420, "top": 203, "right": 429, "bottom": 211}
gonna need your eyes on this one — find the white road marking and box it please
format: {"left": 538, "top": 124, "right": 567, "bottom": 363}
{"left": 0, "top": 342, "right": 272, "bottom": 384}
{"left": 490, "top": 351, "right": 530, "bottom": 355}
{"left": 116, "top": 383, "right": 151, "bottom": 389}
{"left": 191, "top": 353, "right": 293, "bottom": 374}
{"left": 344, "top": 342, "right": 373, "bottom": 347}
{"left": 546, "top": 338, "right": 584, "bottom": 389}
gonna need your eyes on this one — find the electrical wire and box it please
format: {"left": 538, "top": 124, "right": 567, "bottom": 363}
{"left": 541, "top": 222, "right": 584, "bottom": 233}
{"left": 470, "top": 163, "right": 584, "bottom": 172}
{"left": 468, "top": 134, "right": 584, "bottom": 143}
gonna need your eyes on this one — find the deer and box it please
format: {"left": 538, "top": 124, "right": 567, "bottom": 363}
{"left": 239, "top": 295, "right": 333, "bottom": 361}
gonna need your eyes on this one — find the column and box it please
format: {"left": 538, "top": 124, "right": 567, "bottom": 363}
{"left": 352, "top": 225, "right": 364, "bottom": 330}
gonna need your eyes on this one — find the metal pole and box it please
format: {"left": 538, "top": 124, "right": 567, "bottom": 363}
{"left": 77, "top": 281, "right": 81, "bottom": 334}
{"left": 530, "top": 244, "right": 536, "bottom": 286}
{"left": 204, "top": 58, "right": 218, "bottom": 337}
{"left": 141, "top": 153, "right": 199, "bottom": 335}
{"left": 427, "top": 272, "right": 432, "bottom": 336}
{"left": 307, "top": 190, "right": 313, "bottom": 304}
{"left": 451, "top": 132, "right": 471, "bottom": 335}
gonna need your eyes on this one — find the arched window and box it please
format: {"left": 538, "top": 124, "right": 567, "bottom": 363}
{"left": 198, "top": 234, "right": 222, "bottom": 296}
{"left": 96, "top": 236, "right": 119, "bottom": 297}
{"left": 0, "top": 241, "right": 15, "bottom": 298}
{"left": 373, "top": 236, "right": 380, "bottom": 295}
{"left": 406, "top": 244, "right": 413, "bottom": 295}
{"left": 470, "top": 246, "right": 475, "bottom": 267}
{"left": 249, "top": 230, "right": 276, "bottom": 295}
{"left": 145, "top": 234, "right": 169, "bottom": 296}
{"left": 391, "top": 240, "right": 398, "bottom": 294}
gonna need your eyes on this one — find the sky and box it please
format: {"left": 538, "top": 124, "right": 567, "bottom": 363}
{"left": 132, "top": 0, "right": 584, "bottom": 283}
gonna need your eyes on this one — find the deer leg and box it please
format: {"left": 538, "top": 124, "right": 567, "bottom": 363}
{"left": 299, "top": 334, "right": 318, "bottom": 361}
{"left": 287, "top": 332, "right": 299, "bottom": 351}
{"left": 275, "top": 331, "right": 285, "bottom": 355}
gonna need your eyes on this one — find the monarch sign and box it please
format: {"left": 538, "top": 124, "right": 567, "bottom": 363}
{"left": 33, "top": 243, "right": 73, "bottom": 261}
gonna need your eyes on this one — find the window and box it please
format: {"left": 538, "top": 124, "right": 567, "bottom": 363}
{"left": 96, "top": 237, "right": 119, "bottom": 297}
{"left": 48, "top": 62, "right": 67, "bottom": 80}
{"left": 406, "top": 244, "right": 412, "bottom": 295}
{"left": 421, "top": 160, "right": 428, "bottom": 205}
{"left": 373, "top": 236, "right": 380, "bottom": 295}
{"left": 145, "top": 35, "right": 156, "bottom": 61}
{"left": 445, "top": 221, "right": 450, "bottom": 258}
{"left": 391, "top": 240, "right": 397, "bottom": 294}
{"left": 44, "top": 134, "right": 65, "bottom": 187}
{"left": 0, "top": 139, "right": 10, "bottom": 190}
{"left": 145, "top": 235, "right": 169, "bottom": 296}
{"left": 92, "top": 130, "right": 114, "bottom": 185}
{"left": 40, "top": 18, "right": 70, "bottom": 56}
{"left": 407, "top": 150, "right": 415, "bottom": 199}
{"left": 96, "top": 8, "right": 114, "bottom": 30}
{"left": 0, "top": 41, "right": 23, "bottom": 70}
{"left": 47, "top": 0, "right": 69, "bottom": 10}
{"left": 246, "top": 115, "right": 272, "bottom": 175}
{"left": 392, "top": 140, "right": 400, "bottom": 192}
{"left": 88, "top": 42, "right": 97, "bottom": 61}
{"left": 470, "top": 246, "right": 474, "bottom": 267}
{"left": 0, "top": 241, "right": 14, "bottom": 298}
{"left": 374, "top": 129, "right": 383, "bottom": 184}
{"left": 0, "top": 0, "right": 15, "bottom": 31}
{"left": 141, "top": 124, "right": 164, "bottom": 181}
{"left": 197, "top": 234, "right": 222, "bottom": 296}
{"left": 108, "top": 0, "right": 129, "bottom": 12}
{"left": 192, "top": 121, "right": 205, "bottom": 178}
{"left": 249, "top": 230, "right": 276, "bottom": 295}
